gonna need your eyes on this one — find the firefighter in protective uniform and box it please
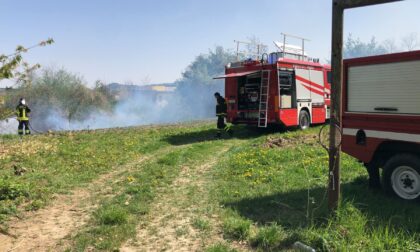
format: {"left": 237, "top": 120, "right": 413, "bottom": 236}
{"left": 16, "top": 98, "right": 31, "bottom": 135}
{"left": 214, "top": 92, "right": 232, "bottom": 138}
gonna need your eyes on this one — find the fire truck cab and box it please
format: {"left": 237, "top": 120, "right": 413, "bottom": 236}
{"left": 342, "top": 50, "right": 420, "bottom": 200}
{"left": 215, "top": 43, "right": 331, "bottom": 129}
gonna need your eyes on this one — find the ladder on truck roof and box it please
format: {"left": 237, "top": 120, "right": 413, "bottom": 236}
{"left": 258, "top": 70, "right": 270, "bottom": 128}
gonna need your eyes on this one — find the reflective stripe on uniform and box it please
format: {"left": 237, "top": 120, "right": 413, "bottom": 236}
{"left": 16, "top": 106, "right": 29, "bottom": 121}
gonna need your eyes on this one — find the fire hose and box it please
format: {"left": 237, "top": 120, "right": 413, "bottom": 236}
{"left": 28, "top": 121, "right": 44, "bottom": 134}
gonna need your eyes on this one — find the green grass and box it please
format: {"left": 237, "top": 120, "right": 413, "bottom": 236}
{"left": 69, "top": 134, "right": 231, "bottom": 251}
{"left": 206, "top": 243, "right": 238, "bottom": 252}
{"left": 192, "top": 217, "right": 212, "bottom": 231}
{"left": 96, "top": 206, "right": 128, "bottom": 225}
{"left": 249, "top": 224, "right": 286, "bottom": 251}
{"left": 1, "top": 122, "right": 419, "bottom": 251}
{"left": 222, "top": 214, "right": 252, "bottom": 241}
{"left": 0, "top": 122, "right": 213, "bottom": 223}
{"left": 211, "top": 126, "right": 420, "bottom": 251}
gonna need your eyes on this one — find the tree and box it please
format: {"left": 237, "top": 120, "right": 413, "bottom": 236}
{"left": 0, "top": 39, "right": 54, "bottom": 120}
{"left": 4, "top": 68, "right": 115, "bottom": 130}
{"left": 180, "top": 46, "right": 236, "bottom": 86}
{"left": 174, "top": 46, "right": 236, "bottom": 119}
{"left": 0, "top": 38, "right": 54, "bottom": 83}
{"left": 234, "top": 36, "right": 268, "bottom": 60}
{"left": 343, "top": 34, "right": 387, "bottom": 59}
{"left": 245, "top": 35, "right": 268, "bottom": 59}
{"left": 94, "top": 80, "right": 116, "bottom": 109}
{"left": 383, "top": 38, "right": 398, "bottom": 53}
{"left": 401, "top": 33, "right": 418, "bottom": 51}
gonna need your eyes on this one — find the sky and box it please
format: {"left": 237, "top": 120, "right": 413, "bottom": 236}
{"left": 1, "top": 0, "right": 419, "bottom": 87}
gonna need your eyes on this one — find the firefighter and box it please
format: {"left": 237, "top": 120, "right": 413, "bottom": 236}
{"left": 16, "top": 98, "right": 31, "bottom": 135}
{"left": 214, "top": 92, "right": 232, "bottom": 138}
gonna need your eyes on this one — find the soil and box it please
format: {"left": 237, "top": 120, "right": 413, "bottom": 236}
{"left": 263, "top": 133, "right": 318, "bottom": 149}
{"left": 120, "top": 147, "right": 247, "bottom": 252}
{"left": 0, "top": 154, "right": 153, "bottom": 252}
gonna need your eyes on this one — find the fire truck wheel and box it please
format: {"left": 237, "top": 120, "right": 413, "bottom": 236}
{"left": 298, "top": 110, "right": 310, "bottom": 130}
{"left": 383, "top": 154, "right": 420, "bottom": 201}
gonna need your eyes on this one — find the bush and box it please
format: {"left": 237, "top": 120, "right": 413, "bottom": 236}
{"left": 0, "top": 178, "right": 29, "bottom": 201}
{"left": 4, "top": 68, "right": 115, "bottom": 130}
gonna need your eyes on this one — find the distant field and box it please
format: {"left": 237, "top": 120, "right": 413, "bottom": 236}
{"left": 0, "top": 122, "right": 418, "bottom": 251}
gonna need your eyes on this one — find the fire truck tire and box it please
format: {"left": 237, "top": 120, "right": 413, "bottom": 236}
{"left": 298, "top": 110, "right": 310, "bottom": 130}
{"left": 383, "top": 153, "right": 420, "bottom": 201}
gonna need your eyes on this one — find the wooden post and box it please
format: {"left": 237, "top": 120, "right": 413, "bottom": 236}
{"left": 329, "top": 0, "right": 344, "bottom": 211}
{"left": 328, "top": 0, "right": 404, "bottom": 211}
{"left": 340, "top": 0, "right": 402, "bottom": 8}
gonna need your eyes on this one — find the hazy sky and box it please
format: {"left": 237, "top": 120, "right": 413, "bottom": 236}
{"left": 1, "top": 0, "right": 419, "bottom": 87}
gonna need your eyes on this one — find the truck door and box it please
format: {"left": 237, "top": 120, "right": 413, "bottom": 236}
{"left": 295, "top": 68, "right": 312, "bottom": 124}
{"left": 278, "top": 70, "right": 296, "bottom": 109}
{"left": 308, "top": 69, "right": 325, "bottom": 105}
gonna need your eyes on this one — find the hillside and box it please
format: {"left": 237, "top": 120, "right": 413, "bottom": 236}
{"left": 0, "top": 122, "right": 418, "bottom": 251}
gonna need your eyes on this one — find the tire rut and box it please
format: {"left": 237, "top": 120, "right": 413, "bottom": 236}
{"left": 0, "top": 145, "right": 180, "bottom": 252}
{"left": 120, "top": 143, "right": 246, "bottom": 252}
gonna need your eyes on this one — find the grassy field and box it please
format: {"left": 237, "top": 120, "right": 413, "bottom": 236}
{"left": 0, "top": 122, "right": 418, "bottom": 251}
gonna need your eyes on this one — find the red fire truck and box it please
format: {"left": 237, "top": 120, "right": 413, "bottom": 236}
{"left": 215, "top": 43, "right": 331, "bottom": 129}
{"left": 342, "top": 50, "right": 420, "bottom": 200}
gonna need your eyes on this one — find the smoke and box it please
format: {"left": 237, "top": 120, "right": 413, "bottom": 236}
{"left": 1, "top": 81, "right": 223, "bottom": 134}
{"left": 1, "top": 45, "right": 232, "bottom": 134}
{"left": 0, "top": 118, "right": 18, "bottom": 134}
{"left": 27, "top": 82, "right": 223, "bottom": 132}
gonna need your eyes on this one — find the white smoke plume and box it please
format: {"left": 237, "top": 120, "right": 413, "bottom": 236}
{"left": 25, "top": 83, "right": 223, "bottom": 132}
{"left": 0, "top": 118, "right": 18, "bottom": 134}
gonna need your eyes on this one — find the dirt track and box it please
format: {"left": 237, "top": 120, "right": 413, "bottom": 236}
{"left": 0, "top": 150, "right": 164, "bottom": 252}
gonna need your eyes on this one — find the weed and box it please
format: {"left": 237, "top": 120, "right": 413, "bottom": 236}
{"left": 205, "top": 243, "right": 238, "bottom": 252}
{"left": 157, "top": 151, "right": 180, "bottom": 166}
{"left": 211, "top": 126, "right": 419, "bottom": 250}
{"left": 175, "top": 226, "right": 189, "bottom": 237}
{"left": 70, "top": 130, "right": 226, "bottom": 250}
{"left": 96, "top": 206, "right": 128, "bottom": 225}
{"left": 0, "top": 123, "right": 211, "bottom": 223}
{"left": 25, "top": 199, "right": 45, "bottom": 211}
{"left": 250, "top": 224, "right": 286, "bottom": 251}
{"left": 2, "top": 123, "right": 418, "bottom": 250}
{"left": 297, "top": 202, "right": 420, "bottom": 251}
{"left": 222, "top": 215, "right": 251, "bottom": 240}
{"left": 0, "top": 177, "right": 29, "bottom": 200}
{"left": 192, "top": 217, "right": 211, "bottom": 231}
